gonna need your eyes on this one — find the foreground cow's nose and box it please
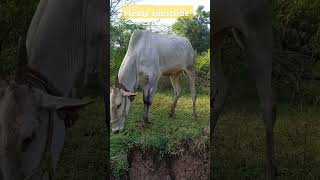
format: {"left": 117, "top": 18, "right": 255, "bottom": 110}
{"left": 113, "top": 129, "right": 120, "bottom": 134}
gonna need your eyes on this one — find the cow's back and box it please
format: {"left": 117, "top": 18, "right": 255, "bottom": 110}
{"left": 213, "top": 0, "right": 271, "bottom": 35}
{"left": 126, "top": 30, "right": 195, "bottom": 76}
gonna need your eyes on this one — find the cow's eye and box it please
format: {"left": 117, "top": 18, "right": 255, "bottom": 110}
{"left": 22, "top": 132, "right": 36, "bottom": 152}
{"left": 117, "top": 104, "right": 121, "bottom": 109}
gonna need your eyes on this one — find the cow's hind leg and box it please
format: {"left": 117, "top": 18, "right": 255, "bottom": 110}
{"left": 247, "top": 27, "right": 276, "bottom": 179}
{"left": 186, "top": 66, "right": 197, "bottom": 119}
{"left": 210, "top": 32, "right": 231, "bottom": 176}
{"left": 169, "top": 73, "right": 182, "bottom": 118}
{"left": 211, "top": 46, "right": 229, "bottom": 134}
{"left": 141, "top": 76, "right": 158, "bottom": 128}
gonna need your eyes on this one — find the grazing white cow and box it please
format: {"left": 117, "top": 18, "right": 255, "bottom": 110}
{"left": 0, "top": 0, "right": 106, "bottom": 179}
{"left": 110, "top": 30, "right": 196, "bottom": 133}
{"left": 211, "top": 0, "right": 275, "bottom": 179}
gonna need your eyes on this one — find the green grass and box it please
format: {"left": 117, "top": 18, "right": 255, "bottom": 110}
{"left": 212, "top": 102, "right": 320, "bottom": 180}
{"left": 56, "top": 97, "right": 107, "bottom": 180}
{"left": 110, "top": 91, "right": 210, "bottom": 177}
{"left": 52, "top": 91, "right": 320, "bottom": 179}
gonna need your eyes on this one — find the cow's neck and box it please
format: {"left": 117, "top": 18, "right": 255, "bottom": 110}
{"left": 28, "top": 54, "right": 84, "bottom": 97}
{"left": 26, "top": 0, "right": 88, "bottom": 96}
{"left": 118, "top": 56, "right": 137, "bottom": 92}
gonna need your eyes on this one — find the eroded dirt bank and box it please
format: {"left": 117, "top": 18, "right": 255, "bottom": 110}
{"left": 112, "top": 141, "right": 209, "bottom": 180}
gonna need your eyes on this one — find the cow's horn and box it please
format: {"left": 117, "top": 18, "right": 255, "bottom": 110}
{"left": 15, "top": 36, "right": 28, "bottom": 83}
{"left": 115, "top": 75, "right": 120, "bottom": 87}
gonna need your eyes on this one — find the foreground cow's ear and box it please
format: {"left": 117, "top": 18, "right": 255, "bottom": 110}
{"left": 34, "top": 89, "right": 94, "bottom": 110}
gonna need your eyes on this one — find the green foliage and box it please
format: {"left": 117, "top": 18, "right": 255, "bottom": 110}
{"left": 0, "top": 0, "right": 38, "bottom": 77}
{"left": 172, "top": 6, "right": 210, "bottom": 53}
{"left": 111, "top": 18, "right": 148, "bottom": 53}
{"left": 195, "top": 49, "right": 210, "bottom": 92}
{"left": 0, "top": 48, "right": 16, "bottom": 78}
{"left": 110, "top": 92, "right": 209, "bottom": 177}
{"left": 271, "top": 0, "right": 320, "bottom": 102}
{"left": 195, "top": 49, "right": 210, "bottom": 74}
{"left": 56, "top": 98, "right": 107, "bottom": 179}
{"left": 273, "top": 0, "right": 320, "bottom": 58}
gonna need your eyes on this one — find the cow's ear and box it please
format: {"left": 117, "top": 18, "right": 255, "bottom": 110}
{"left": 34, "top": 89, "right": 94, "bottom": 110}
{"left": 121, "top": 91, "right": 137, "bottom": 101}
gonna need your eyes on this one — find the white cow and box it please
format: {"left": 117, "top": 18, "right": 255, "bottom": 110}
{"left": 0, "top": 0, "right": 106, "bottom": 179}
{"left": 110, "top": 30, "right": 196, "bottom": 133}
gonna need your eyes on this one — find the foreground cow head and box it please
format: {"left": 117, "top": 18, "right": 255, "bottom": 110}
{"left": 110, "top": 86, "right": 137, "bottom": 133}
{"left": 0, "top": 82, "right": 90, "bottom": 180}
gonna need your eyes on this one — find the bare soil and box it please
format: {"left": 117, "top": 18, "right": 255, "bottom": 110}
{"left": 112, "top": 140, "right": 209, "bottom": 180}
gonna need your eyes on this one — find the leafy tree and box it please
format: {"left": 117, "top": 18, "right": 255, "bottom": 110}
{"left": 111, "top": 18, "right": 147, "bottom": 55}
{"left": 110, "top": 18, "right": 148, "bottom": 81}
{"left": 172, "top": 6, "right": 210, "bottom": 53}
{"left": 273, "top": 0, "right": 320, "bottom": 59}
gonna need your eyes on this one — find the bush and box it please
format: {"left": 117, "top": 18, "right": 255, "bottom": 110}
{"left": 194, "top": 49, "right": 210, "bottom": 93}
{"left": 272, "top": 0, "right": 320, "bottom": 103}
{"left": 110, "top": 48, "right": 124, "bottom": 84}
{"left": 273, "top": 0, "right": 320, "bottom": 58}
{"left": 0, "top": 0, "right": 38, "bottom": 78}
{"left": 195, "top": 49, "right": 210, "bottom": 78}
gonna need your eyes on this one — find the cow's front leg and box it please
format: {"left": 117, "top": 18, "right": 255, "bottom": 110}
{"left": 141, "top": 81, "right": 157, "bottom": 128}
{"left": 142, "top": 86, "right": 151, "bottom": 127}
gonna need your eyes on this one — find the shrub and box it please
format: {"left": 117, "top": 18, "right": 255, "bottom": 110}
{"left": 195, "top": 49, "right": 210, "bottom": 92}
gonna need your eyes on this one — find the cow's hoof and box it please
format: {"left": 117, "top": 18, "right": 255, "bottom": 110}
{"left": 140, "top": 122, "right": 149, "bottom": 128}
{"left": 169, "top": 112, "right": 175, "bottom": 118}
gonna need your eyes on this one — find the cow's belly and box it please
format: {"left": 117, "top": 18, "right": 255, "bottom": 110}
{"left": 161, "top": 65, "right": 184, "bottom": 76}
{"left": 136, "top": 43, "right": 193, "bottom": 77}
{"left": 159, "top": 55, "right": 189, "bottom": 75}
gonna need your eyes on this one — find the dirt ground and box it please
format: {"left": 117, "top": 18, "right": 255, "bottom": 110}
{"left": 111, "top": 141, "right": 209, "bottom": 180}
{"left": 129, "top": 149, "right": 209, "bottom": 180}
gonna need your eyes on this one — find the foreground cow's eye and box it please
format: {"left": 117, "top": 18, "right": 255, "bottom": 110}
{"left": 22, "top": 132, "right": 36, "bottom": 152}
{"left": 117, "top": 104, "right": 121, "bottom": 109}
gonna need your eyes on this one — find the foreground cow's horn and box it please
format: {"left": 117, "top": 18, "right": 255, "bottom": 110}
{"left": 33, "top": 88, "right": 95, "bottom": 110}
